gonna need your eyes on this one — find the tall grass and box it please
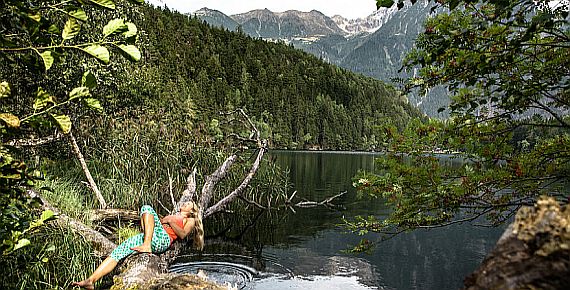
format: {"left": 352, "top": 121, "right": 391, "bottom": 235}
{"left": 0, "top": 224, "right": 101, "bottom": 289}
{"left": 44, "top": 114, "right": 289, "bottom": 215}
{"left": 37, "top": 177, "right": 93, "bottom": 221}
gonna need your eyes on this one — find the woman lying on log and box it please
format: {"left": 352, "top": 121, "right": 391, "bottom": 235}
{"left": 73, "top": 202, "right": 204, "bottom": 289}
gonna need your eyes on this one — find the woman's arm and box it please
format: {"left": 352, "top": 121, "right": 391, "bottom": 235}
{"left": 167, "top": 217, "right": 195, "bottom": 239}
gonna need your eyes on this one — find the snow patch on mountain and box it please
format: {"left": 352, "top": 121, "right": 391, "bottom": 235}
{"left": 332, "top": 6, "right": 398, "bottom": 35}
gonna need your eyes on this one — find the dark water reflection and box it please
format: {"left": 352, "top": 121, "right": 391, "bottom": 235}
{"left": 172, "top": 151, "right": 506, "bottom": 290}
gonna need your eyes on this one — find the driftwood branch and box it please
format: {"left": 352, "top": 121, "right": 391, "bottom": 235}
{"left": 294, "top": 191, "right": 346, "bottom": 208}
{"left": 168, "top": 169, "right": 175, "bottom": 212}
{"left": 7, "top": 132, "right": 63, "bottom": 147}
{"left": 199, "top": 155, "right": 238, "bottom": 209}
{"left": 237, "top": 195, "right": 268, "bottom": 210}
{"left": 205, "top": 142, "right": 268, "bottom": 218}
{"left": 175, "top": 168, "right": 197, "bottom": 213}
{"left": 89, "top": 209, "right": 139, "bottom": 223}
{"left": 68, "top": 130, "right": 107, "bottom": 209}
{"left": 221, "top": 108, "right": 261, "bottom": 148}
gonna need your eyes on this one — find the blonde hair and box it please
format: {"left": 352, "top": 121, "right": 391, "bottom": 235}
{"left": 192, "top": 210, "right": 205, "bottom": 251}
{"left": 185, "top": 201, "right": 205, "bottom": 251}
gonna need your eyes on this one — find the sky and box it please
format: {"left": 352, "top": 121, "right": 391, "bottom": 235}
{"left": 145, "top": 0, "right": 379, "bottom": 19}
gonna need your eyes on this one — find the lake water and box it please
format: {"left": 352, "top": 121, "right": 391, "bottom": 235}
{"left": 171, "top": 150, "right": 506, "bottom": 290}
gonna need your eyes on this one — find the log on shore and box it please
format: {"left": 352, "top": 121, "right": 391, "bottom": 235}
{"left": 111, "top": 253, "right": 227, "bottom": 290}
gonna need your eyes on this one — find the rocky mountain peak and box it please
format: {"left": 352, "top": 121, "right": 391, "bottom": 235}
{"left": 230, "top": 8, "right": 346, "bottom": 38}
{"left": 193, "top": 7, "right": 222, "bottom": 16}
{"left": 332, "top": 6, "right": 399, "bottom": 35}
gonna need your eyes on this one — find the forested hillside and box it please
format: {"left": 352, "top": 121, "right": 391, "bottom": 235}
{"left": 193, "top": 2, "right": 447, "bottom": 117}
{"left": 119, "top": 5, "right": 422, "bottom": 150}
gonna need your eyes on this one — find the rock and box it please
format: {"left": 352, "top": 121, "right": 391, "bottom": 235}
{"left": 464, "top": 196, "right": 570, "bottom": 289}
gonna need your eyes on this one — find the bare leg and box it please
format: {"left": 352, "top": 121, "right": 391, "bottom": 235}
{"left": 72, "top": 257, "right": 118, "bottom": 289}
{"left": 131, "top": 212, "right": 154, "bottom": 253}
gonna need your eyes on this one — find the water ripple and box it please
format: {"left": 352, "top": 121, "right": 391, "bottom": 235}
{"left": 169, "top": 261, "right": 257, "bottom": 289}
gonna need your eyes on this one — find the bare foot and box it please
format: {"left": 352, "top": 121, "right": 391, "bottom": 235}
{"left": 130, "top": 244, "right": 152, "bottom": 253}
{"left": 72, "top": 279, "right": 94, "bottom": 290}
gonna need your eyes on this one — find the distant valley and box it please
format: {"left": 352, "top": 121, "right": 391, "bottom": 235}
{"left": 191, "top": 1, "right": 448, "bottom": 117}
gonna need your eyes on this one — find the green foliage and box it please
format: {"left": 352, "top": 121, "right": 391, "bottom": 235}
{"left": 0, "top": 224, "right": 100, "bottom": 289}
{"left": 0, "top": 0, "right": 142, "bottom": 284}
{"left": 117, "top": 223, "right": 139, "bottom": 244}
{"left": 0, "top": 145, "right": 40, "bottom": 255}
{"left": 37, "top": 177, "right": 91, "bottom": 220}
{"left": 347, "top": 0, "right": 570, "bottom": 247}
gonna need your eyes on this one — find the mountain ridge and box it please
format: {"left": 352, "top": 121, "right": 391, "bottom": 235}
{"left": 191, "top": 2, "right": 446, "bottom": 116}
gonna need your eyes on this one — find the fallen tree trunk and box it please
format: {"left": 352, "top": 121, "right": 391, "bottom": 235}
{"left": 111, "top": 253, "right": 227, "bottom": 290}
{"left": 27, "top": 189, "right": 117, "bottom": 257}
{"left": 111, "top": 109, "right": 267, "bottom": 289}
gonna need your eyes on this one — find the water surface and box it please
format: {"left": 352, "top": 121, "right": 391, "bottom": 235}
{"left": 172, "top": 150, "right": 506, "bottom": 289}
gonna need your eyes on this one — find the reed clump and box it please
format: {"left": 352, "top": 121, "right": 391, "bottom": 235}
{"left": 0, "top": 224, "right": 101, "bottom": 289}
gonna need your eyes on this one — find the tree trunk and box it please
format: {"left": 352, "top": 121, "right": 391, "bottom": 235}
{"left": 27, "top": 190, "right": 117, "bottom": 256}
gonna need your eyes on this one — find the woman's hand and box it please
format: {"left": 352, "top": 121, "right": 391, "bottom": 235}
{"left": 161, "top": 215, "right": 175, "bottom": 224}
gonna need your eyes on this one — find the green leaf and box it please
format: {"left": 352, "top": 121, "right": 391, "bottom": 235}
{"left": 103, "top": 18, "right": 127, "bottom": 38}
{"left": 66, "top": 8, "right": 88, "bottom": 22}
{"left": 46, "top": 244, "right": 56, "bottom": 252}
{"left": 27, "top": 13, "right": 41, "bottom": 22}
{"left": 81, "top": 45, "right": 110, "bottom": 64}
{"left": 123, "top": 22, "right": 138, "bottom": 38}
{"left": 40, "top": 210, "right": 56, "bottom": 222}
{"left": 0, "top": 113, "right": 20, "bottom": 128}
{"left": 62, "top": 18, "right": 81, "bottom": 40}
{"left": 48, "top": 24, "right": 60, "bottom": 34}
{"left": 50, "top": 113, "right": 72, "bottom": 134}
{"left": 13, "top": 239, "right": 30, "bottom": 251}
{"left": 0, "top": 81, "right": 11, "bottom": 98}
{"left": 41, "top": 257, "right": 49, "bottom": 263}
{"left": 39, "top": 51, "right": 54, "bottom": 70}
{"left": 377, "top": 0, "right": 395, "bottom": 9}
{"left": 88, "top": 0, "right": 116, "bottom": 10}
{"left": 117, "top": 44, "right": 141, "bottom": 61}
{"left": 127, "top": 0, "right": 144, "bottom": 4}
{"left": 69, "top": 87, "right": 91, "bottom": 100}
{"left": 34, "top": 88, "right": 55, "bottom": 110}
{"left": 84, "top": 98, "right": 103, "bottom": 112}
{"left": 82, "top": 71, "right": 97, "bottom": 89}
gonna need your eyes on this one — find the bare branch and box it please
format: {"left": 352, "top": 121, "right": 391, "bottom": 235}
{"left": 237, "top": 195, "right": 268, "bottom": 210}
{"left": 294, "top": 191, "right": 346, "bottom": 208}
{"left": 157, "top": 199, "right": 171, "bottom": 214}
{"left": 320, "top": 191, "right": 346, "bottom": 205}
{"left": 175, "top": 168, "right": 197, "bottom": 213}
{"left": 221, "top": 108, "right": 261, "bottom": 147}
{"left": 68, "top": 130, "right": 107, "bottom": 209}
{"left": 286, "top": 191, "right": 297, "bottom": 204}
{"left": 7, "top": 132, "right": 63, "bottom": 147}
{"left": 204, "top": 142, "right": 267, "bottom": 218}
{"left": 89, "top": 209, "right": 139, "bottom": 222}
{"left": 167, "top": 169, "right": 175, "bottom": 212}
{"left": 199, "top": 155, "right": 238, "bottom": 210}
